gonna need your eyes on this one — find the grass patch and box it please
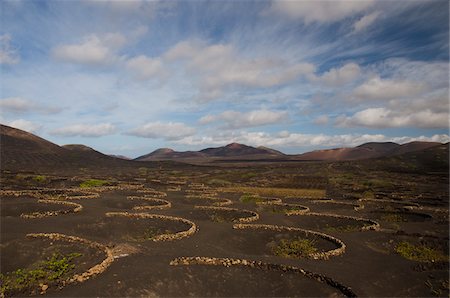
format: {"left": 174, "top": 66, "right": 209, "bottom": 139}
{"left": 273, "top": 237, "right": 318, "bottom": 259}
{"left": 79, "top": 179, "right": 108, "bottom": 188}
{"left": 240, "top": 194, "right": 264, "bottom": 203}
{"left": 0, "top": 252, "right": 82, "bottom": 296}
{"left": 221, "top": 186, "right": 325, "bottom": 198}
{"left": 32, "top": 175, "right": 47, "bottom": 183}
{"left": 395, "top": 241, "right": 448, "bottom": 262}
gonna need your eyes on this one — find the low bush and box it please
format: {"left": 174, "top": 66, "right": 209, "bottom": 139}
{"left": 79, "top": 179, "right": 108, "bottom": 188}
{"left": 0, "top": 252, "right": 82, "bottom": 296}
{"left": 395, "top": 241, "right": 448, "bottom": 262}
{"left": 273, "top": 237, "right": 318, "bottom": 259}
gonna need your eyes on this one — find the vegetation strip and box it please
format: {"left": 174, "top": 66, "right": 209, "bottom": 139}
{"left": 25, "top": 233, "right": 114, "bottom": 285}
{"left": 219, "top": 187, "right": 326, "bottom": 198}
{"left": 20, "top": 200, "right": 83, "bottom": 218}
{"left": 126, "top": 196, "right": 172, "bottom": 210}
{"left": 286, "top": 212, "right": 381, "bottom": 231}
{"left": 105, "top": 212, "right": 197, "bottom": 241}
{"left": 194, "top": 206, "right": 259, "bottom": 223}
{"left": 169, "top": 256, "right": 357, "bottom": 297}
{"left": 233, "top": 223, "right": 346, "bottom": 259}
{"left": 258, "top": 201, "right": 310, "bottom": 214}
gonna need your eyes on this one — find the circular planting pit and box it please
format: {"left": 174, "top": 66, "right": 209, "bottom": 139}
{"left": 168, "top": 257, "right": 356, "bottom": 297}
{"left": 181, "top": 196, "right": 232, "bottom": 207}
{"left": 103, "top": 196, "right": 171, "bottom": 211}
{"left": 0, "top": 196, "right": 82, "bottom": 218}
{"left": 191, "top": 206, "right": 259, "bottom": 223}
{"left": 0, "top": 233, "right": 112, "bottom": 297}
{"left": 282, "top": 198, "right": 362, "bottom": 211}
{"left": 257, "top": 202, "right": 310, "bottom": 214}
{"left": 136, "top": 189, "right": 167, "bottom": 198}
{"left": 371, "top": 210, "right": 432, "bottom": 223}
{"left": 286, "top": 212, "right": 379, "bottom": 232}
{"left": 232, "top": 224, "right": 345, "bottom": 259}
{"left": 75, "top": 213, "right": 196, "bottom": 242}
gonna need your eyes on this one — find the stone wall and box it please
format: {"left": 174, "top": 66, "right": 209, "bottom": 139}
{"left": 233, "top": 223, "right": 346, "bottom": 260}
{"left": 105, "top": 212, "right": 197, "bottom": 241}
{"left": 169, "top": 256, "right": 357, "bottom": 297}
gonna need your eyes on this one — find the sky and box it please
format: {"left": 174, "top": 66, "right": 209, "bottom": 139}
{"left": 1, "top": 0, "right": 449, "bottom": 157}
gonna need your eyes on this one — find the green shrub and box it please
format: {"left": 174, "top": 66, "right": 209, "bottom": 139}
{"left": 395, "top": 241, "right": 448, "bottom": 262}
{"left": 0, "top": 252, "right": 82, "bottom": 296}
{"left": 33, "top": 175, "right": 47, "bottom": 183}
{"left": 273, "top": 237, "right": 318, "bottom": 259}
{"left": 79, "top": 179, "right": 108, "bottom": 188}
{"left": 240, "top": 194, "right": 263, "bottom": 203}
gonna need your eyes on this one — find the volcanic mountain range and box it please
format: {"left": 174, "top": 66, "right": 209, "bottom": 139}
{"left": 0, "top": 124, "right": 447, "bottom": 171}
{"left": 134, "top": 140, "right": 443, "bottom": 161}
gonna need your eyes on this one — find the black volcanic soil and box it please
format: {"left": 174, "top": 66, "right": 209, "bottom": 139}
{"left": 1, "top": 138, "right": 449, "bottom": 297}
{"left": 1, "top": 196, "right": 74, "bottom": 217}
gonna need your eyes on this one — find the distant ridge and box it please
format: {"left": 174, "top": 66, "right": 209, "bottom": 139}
{"left": 293, "top": 141, "right": 441, "bottom": 161}
{"left": 136, "top": 141, "right": 444, "bottom": 162}
{"left": 1, "top": 124, "right": 445, "bottom": 168}
{"left": 135, "top": 142, "right": 285, "bottom": 161}
{"left": 199, "top": 142, "right": 284, "bottom": 157}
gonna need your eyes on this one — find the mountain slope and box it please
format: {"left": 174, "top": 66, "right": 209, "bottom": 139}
{"left": 294, "top": 141, "right": 441, "bottom": 161}
{"left": 135, "top": 148, "right": 206, "bottom": 161}
{"left": 0, "top": 124, "right": 136, "bottom": 172}
{"left": 199, "top": 143, "right": 284, "bottom": 157}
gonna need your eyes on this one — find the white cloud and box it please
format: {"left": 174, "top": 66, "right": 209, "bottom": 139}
{"left": 50, "top": 123, "right": 116, "bottom": 137}
{"left": 52, "top": 33, "right": 125, "bottom": 65}
{"left": 269, "top": 0, "right": 374, "bottom": 23}
{"left": 199, "top": 109, "right": 288, "bottom": 129}
{"left": 125, "top": 55, "right": 166, "bottom": 80}
{"left": 175, "top": 130, "right": 449, "bottom": 149}
{"left": 352, "top": 11, "right": 380, "bottom": 33}
{"left": 0, "top": 97, "right": 35, "bottom": 113}
{"left": 313, "top": 63, "right": 361, "bottom": 86}
{"left": 0, "top": 34, "right": 19, "bottom": 65}
{"left": 353, "top": 76, "right": 426, "bottom": 101}
{"left": 313, "top": 115, "right": 329, "bottom": 125}
{"left": 336, "top": 107, "right": 449, "bottom": 129}
{"left": 7, "top": 119, "right": 42, "bottom": 133}
{"left": 164, "top": 40, "right": 315, "bottom": 101}
{"left": 127, "top": 122, "right": 196, "bottom": 140}
{"left": 0, "top": 97, "right": 62, "bottom": 114}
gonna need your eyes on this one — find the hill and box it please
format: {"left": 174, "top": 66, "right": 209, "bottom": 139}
{"left": 0, "top": 124, "right": 138, "bottom": 173}
{"left": 199, "top": 143, "right": 285, "bottom": 157}
{"left": 293, "top": 141, "right": 441, "bottom": 161}
{"left": 135, "top": 143, "right": 285, "bottom": 161}
{"left": 135, "top": 148, "right": 206, "bottom": 161}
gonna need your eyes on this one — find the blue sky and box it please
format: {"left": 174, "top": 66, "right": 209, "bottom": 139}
{"left": 1, "top": 0, "right": 449, "bottom": 157}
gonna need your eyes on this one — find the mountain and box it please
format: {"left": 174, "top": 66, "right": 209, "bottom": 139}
{"left": 135, "top": 143, "right": 285, "bottom": 161}
{"left": 135, "top": 148, "right": 206, "bottom": 161}
{"left": 364, "top": 143, "right": 449, "bottom": 173}
{"left": 387, "top": 141, "right": 441, "bottom": 156}
{"left": 199, "top": 143, "right": 285, "bottom": 157}
{"left": 293, "top": 141, "right": 442, "bottom": 161}
{"left": 0, "top": 124, "right": 136, "bottom": 172}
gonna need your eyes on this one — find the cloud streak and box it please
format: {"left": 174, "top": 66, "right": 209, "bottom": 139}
{"left": 126, "top": 122, "right": 196, "bottom": 140}
{"left": 50, "top": 123, "right": 116, "bottom": 137}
